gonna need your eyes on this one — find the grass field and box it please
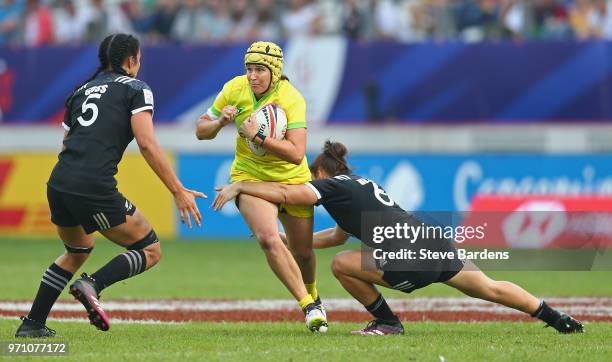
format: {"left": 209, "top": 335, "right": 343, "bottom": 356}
{"left": 2, "top": 238, "right": 612, "bottom": 300}
{"left": 1, "top": 320, "right": 612, "bottom": 361}
{"left": 1, "top": 238, "right": 611, "bottom": 361}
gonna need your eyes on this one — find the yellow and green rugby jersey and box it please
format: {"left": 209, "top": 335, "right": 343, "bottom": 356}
{"left": 207, "top": 75, "right": 311, "bottom": 184}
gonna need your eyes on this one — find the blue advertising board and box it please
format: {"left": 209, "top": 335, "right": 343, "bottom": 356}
{"left": 2, "top": 41, "right": 612, "bottom": 124}
{"left": 178, "top": 153, "right": 612, "bottom": 238}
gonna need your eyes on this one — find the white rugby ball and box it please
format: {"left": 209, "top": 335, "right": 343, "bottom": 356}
{"left": 246, "top": 103, "right": 287, "bottom": 156}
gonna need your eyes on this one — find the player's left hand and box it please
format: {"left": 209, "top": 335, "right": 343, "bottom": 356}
{"left": 212, "top": 184, "right": 239, "bottom": 211}
{"left": 239, "top": 115, "right": 258, "bottom": 140}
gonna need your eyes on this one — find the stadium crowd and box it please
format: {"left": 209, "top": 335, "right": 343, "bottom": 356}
{"left": 1, "top": 0, "right": 612, "bottom": 46}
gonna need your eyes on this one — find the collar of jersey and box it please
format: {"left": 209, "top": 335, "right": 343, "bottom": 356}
{"left": 249, "top": 80, "right": 280, "bottom": 109}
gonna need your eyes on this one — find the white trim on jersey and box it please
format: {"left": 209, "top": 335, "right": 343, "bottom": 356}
{"left": 62, "top": 122, "right": 70, "bottom": 131}
{"left": 115, "top": 76, "right": 135, "bottom": 84}
{"left": 305, "top": 182, "right": 322, "bottom": 200}
{"left": 131, "top": 105, "right": 154, "bottom": 115}
{"left": 205, "top": 108, "right": 219, "bottom": 120}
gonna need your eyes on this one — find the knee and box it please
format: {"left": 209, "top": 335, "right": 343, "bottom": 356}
{"left": 290, "top": 247, "right": 313, "bottom": 264}
{"left": 256, "top": 232, "right": 283, "bottom": 251}
{"left": 128, "top": 229, "right": 161, "bottom": 266}
{"left": 143, "top": 243, "right": 162, "bottom": 267}
{"left": 331, "top": 252, "right": 351, "bottom": 277}
{"left": 62, "top": 244, "right": 93, "bottom": 267}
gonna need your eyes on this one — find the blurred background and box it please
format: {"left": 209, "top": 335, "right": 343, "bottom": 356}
{"left": 0, "top": 0, "right": 611, "bottom": 251}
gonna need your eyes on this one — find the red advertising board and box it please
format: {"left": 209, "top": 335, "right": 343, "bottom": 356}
{"left": 462, "top": 196, "right": 612, "bottom": 249}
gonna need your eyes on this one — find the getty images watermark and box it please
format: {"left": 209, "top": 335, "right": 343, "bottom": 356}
{"left": 370, "top": 220, "right": 509, "bottom": 262}
{"left": 360, "top": 211, "right": 612, "bottom": 271}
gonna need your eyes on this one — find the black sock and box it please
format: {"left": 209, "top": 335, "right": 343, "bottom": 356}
{"left": 531, "top": 300, "right": 561, "bottom": 325}
{"left": 91, "top": 250, "right": 147, "bottom": 292}
{"left": 365, "top": 294, "right": 399, "bottom": 324}
{"left": 28, "top": 263, "right": 73, "bottom": 324}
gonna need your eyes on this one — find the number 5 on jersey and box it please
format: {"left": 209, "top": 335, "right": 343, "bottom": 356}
{"left": 77, "top": 93, "right": 102, "bottom": 127}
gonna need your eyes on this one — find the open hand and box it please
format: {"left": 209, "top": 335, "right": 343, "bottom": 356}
{"left": 212, "top": 184, "right": 240, "bottom": 211}
{"left": 174, "top": 188, "right": 207, "bottom": 228}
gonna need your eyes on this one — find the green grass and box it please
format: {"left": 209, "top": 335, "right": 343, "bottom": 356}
{"left": 1, "top": 238, "right": 612, "bottom": 300}
{"left": 1, "top": 320, "right": 611, "bottom": 361}
{"left": 2, "top": 238, "right": 612, "bottom": 361}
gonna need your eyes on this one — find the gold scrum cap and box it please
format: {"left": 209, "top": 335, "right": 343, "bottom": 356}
{"left": 244, "top": 41, "right": 283, "bottom": 87}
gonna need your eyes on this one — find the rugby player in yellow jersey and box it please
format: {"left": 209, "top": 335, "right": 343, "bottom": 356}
{"left": 195, "top": 41, "right": 327, "bottom": 332}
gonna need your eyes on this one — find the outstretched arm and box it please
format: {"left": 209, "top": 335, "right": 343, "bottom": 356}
{"left": 132, "top": 111, "right": 206, "bottom": 228}
{"left": 213, "top": 181, "right": 318, "bottom": 210}
{"left": 312, "top": 225, "right": 349, "bottom": 249}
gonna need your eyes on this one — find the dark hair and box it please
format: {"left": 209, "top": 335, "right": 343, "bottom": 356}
{"left": 310, "top": 141, "right": 352, "bottom": 177}
{"left": 65, "top": 33, "right": 140, "bottom": 107}
{"left": 280, "top": 74, "right": 289, "bottom": 82}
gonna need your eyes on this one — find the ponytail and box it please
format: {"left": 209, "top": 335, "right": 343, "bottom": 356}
{"left": 64, "top": 33, "right": 140, "bottom": 107}
{"left": 310, "top": 140, "right": 352, "bottom": 177}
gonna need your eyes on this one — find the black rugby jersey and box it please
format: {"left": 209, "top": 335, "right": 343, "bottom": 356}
{"left": 48, "top": 72, "right": 154, "bottom": 199}
{"left": 307, "top": 174, "right": 411, "bottom": 241}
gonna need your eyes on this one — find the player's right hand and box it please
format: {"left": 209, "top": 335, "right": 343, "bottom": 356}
{"left": 174, "top": 188, "right": 207, "bottom": 228}
{"left": 220, "top": 105, "right": 238, "bottom": 126}
{"left": 212, "top": 184, "right": 239, "bottom": 211}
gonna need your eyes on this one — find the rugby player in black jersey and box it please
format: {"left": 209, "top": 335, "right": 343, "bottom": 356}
{"left": 16, "top": 34, "right": 205, "bottom": 337}
{"left": 213, "top": 141, "right": 583, "bottom": 335}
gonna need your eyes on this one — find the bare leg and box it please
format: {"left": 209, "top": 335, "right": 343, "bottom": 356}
{"left": 56, "top": 225, "right": 95, "bottom": 273}
{"left": 99, "top": 209, "right": 161, "bottom": 270}
{"left": 331, "top": 250, "right": 389, "bottom": 306}
{"left": 331, "top": 250, "right": 403, "bottom": 333}
{"left": 17, "top": 226, "right": 93, "bottom": 335}
{"left": 279, "top": 214, "right": 316, "bottom": 285}
{"left": 69, "top": 209, "right": 162, "bottom": 332}
{"left": 444, "top": 262, "right": 540, "bottom": 314}
{"left": 238, "top": 194, "right": 309, "bottom": 301}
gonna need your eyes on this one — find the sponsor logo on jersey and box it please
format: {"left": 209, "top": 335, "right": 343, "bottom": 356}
{"left": 143, "top": 89, "right": 154, "bottom": 105}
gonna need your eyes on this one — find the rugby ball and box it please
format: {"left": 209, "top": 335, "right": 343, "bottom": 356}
{"left": 246, "top": 103, "right": 287, "bottom": 156}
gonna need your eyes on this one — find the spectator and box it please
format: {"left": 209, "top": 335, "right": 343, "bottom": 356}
{"left": 317, "top": 0, "right": 343, "bottom": 35}
{"left": 598, "top": 0, "right": 612, "bottom": 39}
{"left": 422, "top": 0, "right": 457, "bottom": 41}
{"left": 0, "top": 0, "right": 24, "bottom": 45}
{"left": 281, "top": 0, "right": 321, "bottom": 39}
{"left": 53, "top": 0, "right": 91, "bottom": 45}
{"left": 85, "top": 0, "right": 134, "bottom": 42}
{"left": 3, "top": 0, "right": 612, "bottom": 45}
{"left": 172, "top": 0, "right": 207, "bottom": 43}
{"left": 22, "top": 0, "right": 54, "bottom": 47}
{"left": 374, "top": 0, "right": 404, "bottom": 40}
{"left": 531, "top": 0, "right": 571, "bottom": 40}
{"left": 251, "top": 0, "right": 282, "bottom": 41}
{"left": 454, "top": 0, "right": 502, "bottom": 42}
{"left": 201, "top": 0, "right": 233, "bottom": 42}
{"left": 227, "top": 0, "right": 256, "bottom": 42}
{"left": 148, "top": 0, "right": 180, "bottom": 42}
{"left": 123, "top": 0, "right": 155, "bottom": 36}
{"left": 501, "top": 0, "right": 529, "bottom": 40}
{"left": 342, "top": 0, "right": 364, "bottom": 39}
{"left": 395, "top": 0, "right": 428, "bottom": 42}
{"left": 570, "top": 0, "right": 601, "bottom": 39}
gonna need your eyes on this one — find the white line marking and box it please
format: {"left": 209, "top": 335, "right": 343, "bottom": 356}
{"left": 0, "top": 297, "right": 611, "bottom": 314}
